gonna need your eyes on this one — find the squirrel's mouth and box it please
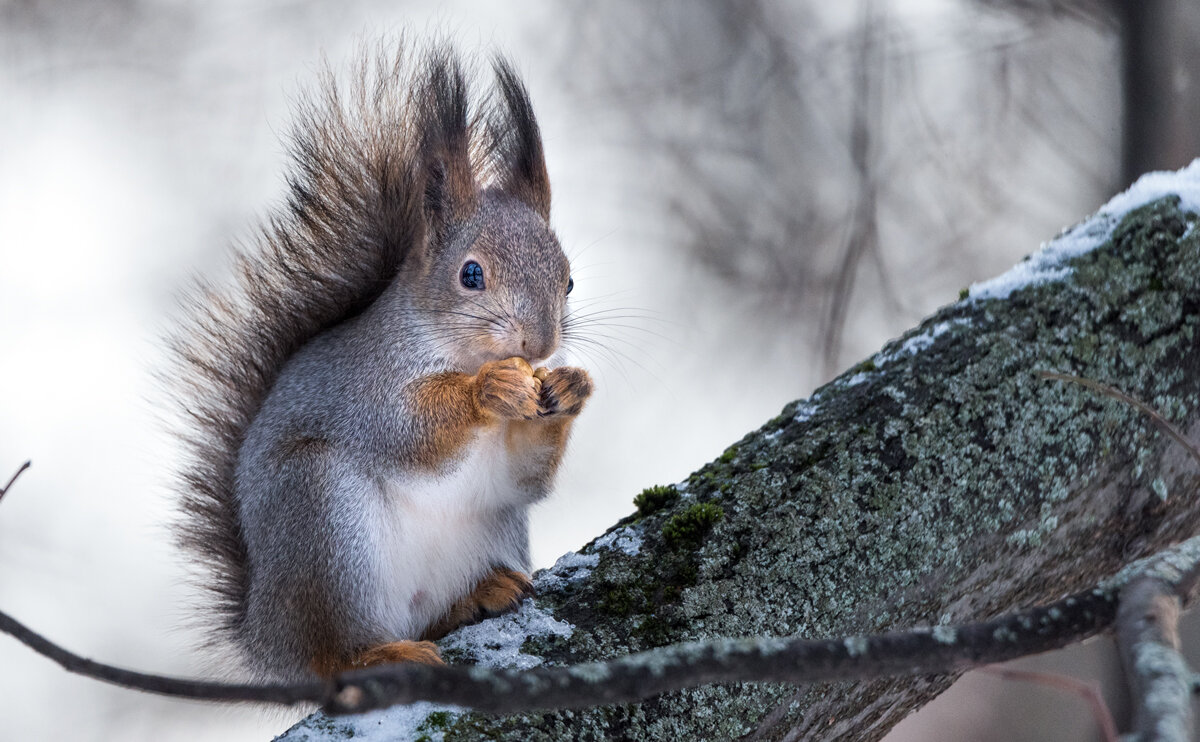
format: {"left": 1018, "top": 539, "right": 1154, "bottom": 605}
{"left": 453, "top": 343, "right": 562, "bottom": 377}
{"left": 448, "top": 327, "right": 561, "bottom": 374}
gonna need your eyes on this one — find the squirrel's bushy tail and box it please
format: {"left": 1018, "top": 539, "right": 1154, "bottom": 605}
{"left": 167, "top": 41, "right": 540, "bottom": 640}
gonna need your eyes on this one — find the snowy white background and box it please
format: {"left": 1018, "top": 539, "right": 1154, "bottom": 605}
{"left": 0, "top": 1, "right": 1154, "bottom": 740}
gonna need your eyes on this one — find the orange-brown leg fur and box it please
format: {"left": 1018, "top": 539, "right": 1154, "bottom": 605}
{"left": 405, "top": 357, "right": 544, "bottom": 471}
{"left": 311, "top": 640, "right": 443, "bottom": 677}
{"left": 352, "top": 640, "right": 443, "bottom": 668}
{"left": 421, "top": 567, "right": 535, "bottom": 641}
{"left": 503, "top": 365, "right": 593, "bottom": 491}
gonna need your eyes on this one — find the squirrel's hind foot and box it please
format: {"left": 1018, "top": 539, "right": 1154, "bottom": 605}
{"left": 421, "top": 567, "right": 535, "bottom": 640}
{"left": 312, "top": 640, "right": 443, "bottom": 677}
{"left": 352, "top": 640, "right": 444, "bottom": 669}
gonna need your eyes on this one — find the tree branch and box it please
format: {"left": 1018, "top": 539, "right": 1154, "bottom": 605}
{"left": 1117, "top": 576, "right": 1197, "bottom": 741}
{"left": 3, "top": 395, "right": 1200, "bottom": 720}
{"left": 2, "top": 535, "right": 1199, "bottom": 717}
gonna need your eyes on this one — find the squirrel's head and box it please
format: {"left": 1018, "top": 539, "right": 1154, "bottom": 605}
{"left": 401, "top": 54, "right": 571, "bottom": 372}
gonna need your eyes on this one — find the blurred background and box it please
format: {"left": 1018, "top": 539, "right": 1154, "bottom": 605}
{"left": 1, "top": 0, "right": 1198, "bottom": 739}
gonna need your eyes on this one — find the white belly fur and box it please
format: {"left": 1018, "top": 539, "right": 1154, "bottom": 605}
{"left": 370, "top": 426, "right": 527, "bottom": 639}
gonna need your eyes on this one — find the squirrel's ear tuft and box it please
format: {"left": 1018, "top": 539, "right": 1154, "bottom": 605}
{"left": 419, "top": 48, "right": 478, "bottom": 239}
{"left": 488, "top": 57, "right": 551, "bottom": 221}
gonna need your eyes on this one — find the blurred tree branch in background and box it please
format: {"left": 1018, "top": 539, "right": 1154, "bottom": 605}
{"left": 979, "top": 0, "right": 1200, "bottom": 184}
{"left": 553, "top": 0, "right": 1199, "bottom": 376}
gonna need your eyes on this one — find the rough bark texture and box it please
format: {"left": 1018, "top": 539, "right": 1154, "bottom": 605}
{"left": 281, "top": 195, "right": 1200, "bottom": 740}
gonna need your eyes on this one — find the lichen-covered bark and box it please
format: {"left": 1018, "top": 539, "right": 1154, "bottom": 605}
{"left": 283, "top": 196, "right": 1200, "bottom": 741}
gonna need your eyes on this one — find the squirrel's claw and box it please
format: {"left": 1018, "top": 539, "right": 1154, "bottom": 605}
{"left": 473, "top": 567, "right": 535, "bottom": 618}
{"left": 537, "top": 367, "right": 593, "bottom": 418}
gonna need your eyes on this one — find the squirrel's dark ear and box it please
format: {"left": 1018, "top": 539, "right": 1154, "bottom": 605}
{"left": 419, "top": 49, "right": 478, "bottom": 240}
{"left": 489, "top": 57, "right": 551, "bottom": 221}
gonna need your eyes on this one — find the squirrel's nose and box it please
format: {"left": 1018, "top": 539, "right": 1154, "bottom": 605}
{"left": 520, "top": 328, "right": 559, "bottom": 363}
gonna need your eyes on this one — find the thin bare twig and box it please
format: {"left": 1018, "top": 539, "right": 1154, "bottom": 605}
{"left": 0, "top": 461, "right": 31, "bottom": 502}
{"left": 0, "top": 580, "right": 1121, "bottom": 716}
{"left": 0, "top": 608, "right": 328, "bottom": 706}
{"left": 1038, "top": 371, "right": 1200, "bottom": 465}
{"left": 979, "top": 666, "right": 1118, "bottom": 742}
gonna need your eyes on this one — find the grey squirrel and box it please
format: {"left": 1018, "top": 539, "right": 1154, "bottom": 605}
{"left": 169, "top": 43, "right": 592, "bottom": 682}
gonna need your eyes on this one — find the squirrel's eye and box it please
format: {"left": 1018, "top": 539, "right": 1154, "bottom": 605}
{"left": 567, "top": 276, "right": 574, "bottom": 295}
{"left": 460, "top": 261, "right": 485, "bottom": 290}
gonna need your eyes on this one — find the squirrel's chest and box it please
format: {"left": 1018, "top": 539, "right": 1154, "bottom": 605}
{"left": 393, "top": 424, "right": 526, "bottom": 509}
{"left": 373, "top": 427, "right": 529, "bottom": 635}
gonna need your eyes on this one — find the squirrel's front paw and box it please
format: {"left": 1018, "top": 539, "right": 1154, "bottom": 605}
{"left": 536, "top": 366, "right": 593, "bottom": 418}
{"left": 475, "top": 357, "right": 541, "bottom": 420}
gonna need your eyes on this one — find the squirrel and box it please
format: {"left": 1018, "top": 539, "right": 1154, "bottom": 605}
{"left": 168, "top": 43, "right": 592, "bottom": 682}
